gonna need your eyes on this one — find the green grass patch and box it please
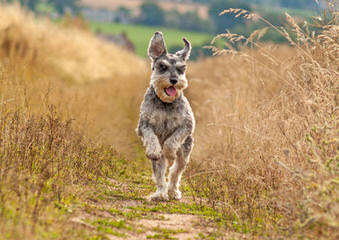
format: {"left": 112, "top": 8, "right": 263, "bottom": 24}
{"left": 93, "top": 219, "right": 133, "bottom": 231}
{"left": 128, "top": 202, "right": 222, "bottom": 218}
{"left": 109, "top": 207, "right": 143, "bottom": 220}
{"left": 89, "top": 22, "right": 214, "bottom": 57}
{"left": 151, "top": 226, "right": 187, "bottom": 235}
{"left": 36, "top": 2, "right": 55, "bottom": 14}
{"left": 146, "top": 233, "right": 178, "bottom": 240}
{"left": 96, "top": 226, "right": 126, "bottom": 238}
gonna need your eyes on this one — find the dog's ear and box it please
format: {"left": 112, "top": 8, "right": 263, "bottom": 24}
{"left": 176, "top": 37, "right": 191, "bottom": 61}
{"left": 148, "top": 32, "right": 167, "bottom": 61}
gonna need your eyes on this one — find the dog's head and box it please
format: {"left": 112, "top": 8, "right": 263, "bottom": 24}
{"left": 148, "top": 32, "right": 191, "bottom": 103}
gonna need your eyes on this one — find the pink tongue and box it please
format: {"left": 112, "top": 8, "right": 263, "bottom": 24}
{"left": 165, "top": 86, "right": 177, "bottom": 97}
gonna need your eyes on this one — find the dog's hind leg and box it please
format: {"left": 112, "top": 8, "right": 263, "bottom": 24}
{"left": 148, "top": 156, "right": 168, "bottom": 201}
{"left": 168, "top": 136, "right": 193, "bottom": 200}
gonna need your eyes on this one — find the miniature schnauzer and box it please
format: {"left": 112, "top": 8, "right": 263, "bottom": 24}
{"left": 136, "top": 32, "right": 195, "bottom": 201}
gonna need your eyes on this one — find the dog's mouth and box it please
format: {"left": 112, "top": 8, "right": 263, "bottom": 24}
{"left": 164, "top": 86, "right": 177, "bottom": 97}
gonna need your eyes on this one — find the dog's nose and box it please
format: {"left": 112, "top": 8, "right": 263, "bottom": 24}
{"left": 170, "top": 79, "right": 178, "bottom": 85}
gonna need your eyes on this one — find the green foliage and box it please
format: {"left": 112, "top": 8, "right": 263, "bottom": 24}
{"left": 116, "top": 6, "right": 132, "bottom": 21}
{"left": 278, "top": 0, "right": 319, "bottom": 9}
{"left": 165, "top": 9, "right": 214, "bottom": 33}
{"left": 136, "top": 1, "right": 213, "bottom": 33}
{"left": 139, "top": 1, "right": 165, "bottom": 26}
{"left": 3, "top": 0, "right": 41, "bottom": 11}
{"left": 36, "top": 2, "right": 55, "bottom": 13}
{"left": 146, "top": 233, "right": 178, "bottom": 239}
{"left": 209, "top": 0, "right": 252, "bottom": 33}
{"left": 93, "top": 219, "right": 133, "bottom": 231}
{"left": 23, "top": 0, "right": 39, "bottom": 10}
{"left": 3, "top": 0, "right": 80, "bottom": 14}
{"left": 233, "top": 0, "right": 322, "bottom": 9}
{"left": 47, "top": 0, "right": 80, "bottom": 15}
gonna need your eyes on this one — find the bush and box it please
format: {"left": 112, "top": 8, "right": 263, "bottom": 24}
{"left": 139, "top": 1, "right": 165, "bottom": 26}
{"left": 165, "top": 10, "right": 214, "bottom": 33}
{"left": 209, "top": 0, "right": 252, "bottom": 33}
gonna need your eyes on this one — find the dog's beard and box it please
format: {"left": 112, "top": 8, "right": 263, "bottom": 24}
{"left": 151, "top": 76, "right": 187, "bottom": 103}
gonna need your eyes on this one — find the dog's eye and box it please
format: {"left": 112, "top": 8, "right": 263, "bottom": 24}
{"left": 176, "top": 66, "right": 186, "bottom": 74}
{"left": 159, "top": 63, "right": 168, "bottom": 72}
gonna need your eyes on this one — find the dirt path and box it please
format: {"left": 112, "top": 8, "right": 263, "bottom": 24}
{"left": 67, "top": 177, "right": 245, "bottom": 240}
{"left": 71, "top": 202, "right": 214, "bottom": 240}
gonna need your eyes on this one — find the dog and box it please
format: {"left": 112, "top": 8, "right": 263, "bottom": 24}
{"left": 136, "top": 32, "right": 195, "bottom": 201}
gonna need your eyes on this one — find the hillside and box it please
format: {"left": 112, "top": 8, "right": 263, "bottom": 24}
{"left": 0, "top": 5, "right": 147, "bottom": 83}
{"left": 90, "top": 21, "right": 214, "bottom": 57}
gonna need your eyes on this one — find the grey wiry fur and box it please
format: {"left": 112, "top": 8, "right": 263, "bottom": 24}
{"left": 136, "top": 32, "right": 195, "bottom": 201}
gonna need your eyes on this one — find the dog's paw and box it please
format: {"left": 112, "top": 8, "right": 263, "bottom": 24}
{"left": 147, "top": 191, "right": 169, "bottom": 202}
{"left": 168, "top": 188, "right": 182, "bottom": 200}
{"left": 146, "top": 144, "right": 162, "bottom": 161}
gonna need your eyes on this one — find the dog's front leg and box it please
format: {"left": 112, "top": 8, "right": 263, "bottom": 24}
{"left": 143, "top": 128, "right": 162, "bottom": 161}
{"left": 142, "top": 127, "right": 168, "bottom": 201}
{"left": 163, "top": 120, "right": 194, "bottom": 200}
{"left": 149, "top": 156, "right": 168, "bottom": 201}
{"left": 137, "top": 120, "right": 168, "bottom": 201}
{"left": 137, "top": 119, "right": 162, "bottom": 161}
{"left": 162, "top": 119, "right": 193, "bottom": 160}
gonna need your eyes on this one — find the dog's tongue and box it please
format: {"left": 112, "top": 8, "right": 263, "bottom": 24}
{"left": 165, "top": 86, "right": 177, "bottom": 97}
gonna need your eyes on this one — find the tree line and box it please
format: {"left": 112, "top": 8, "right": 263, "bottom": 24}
{"left": 137, "top": 1, "right": 213, "bottom": 32}
{"left": 136, "top": 0, "right": 318, "bottom": 34}
{"left": 136, "top": 0, "right": 254, "bottom": 33}
{"left": 188, "top": 0, "right": 321, "bottom": 10}
{"left": 2, "top": 0, "right": 80, "bottom": 14}
{"left": 2, "top": 0, "right": 319, "bottom": 36}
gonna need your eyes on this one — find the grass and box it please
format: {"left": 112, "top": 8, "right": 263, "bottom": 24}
{"left": 185, "top": 6, "right": 338, "bottom": 239}
{"left": 90, "top": 21, "right": 214, "bottom": 57}
{"left": 0, "top": 108, "right": 118, "bottom": 239}
{"left": 0, "top": 3, "right": 338, "bottom": 240}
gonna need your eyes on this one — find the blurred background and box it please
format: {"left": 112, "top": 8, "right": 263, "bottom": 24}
{"left": 1, "top": 0, "right": 326, "bottom": 59}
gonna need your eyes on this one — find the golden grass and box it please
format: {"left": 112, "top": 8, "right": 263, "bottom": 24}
{"left": 185, "top": 7, "right": 338, "bottom": 239}
{"left": 0, "top": 4, "right": 147, "bottom": 83}
{"left": 0, "top": 4, "right": 149, "bottom": 154}
{"left": 0, "top": 3, "right": 337, "bottom": 239}
{"left": 0, "top": 5, "right": 149, "bottom": 238}
{"left": 0, "top": 108, "right": 119, "bottom": 239}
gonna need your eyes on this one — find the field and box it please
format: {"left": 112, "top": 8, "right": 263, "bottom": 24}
{"left": 90, "top": 21, "right": 214, "bottom": 57}
{"left": 0, "top": 4, "right": 338, "bottom": 240}
{"left": 88, "top": 7, "right": 317, "bottom": 57}
{"left": 81, "top": 0, "right": 209, "bottom": 19}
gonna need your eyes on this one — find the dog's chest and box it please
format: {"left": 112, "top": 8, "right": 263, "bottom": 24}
{"left": 149, "top": 110, "right": 184, "bottom": 135}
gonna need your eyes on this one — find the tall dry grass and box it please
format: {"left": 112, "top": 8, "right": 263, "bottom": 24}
{"left": 0, "top": 4, "right": 150, "bottom": 238}
{"left": 186, "top": 5, "right": 338, "bottom": 239}
{"left": 0, "top": 4, "right": 146, "bottom": 83}
{"left": 0, "top": 4, "right": 149, "bottom": 154}
{"left": 0, "top": 107, "right": 119, "bottom": 239}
